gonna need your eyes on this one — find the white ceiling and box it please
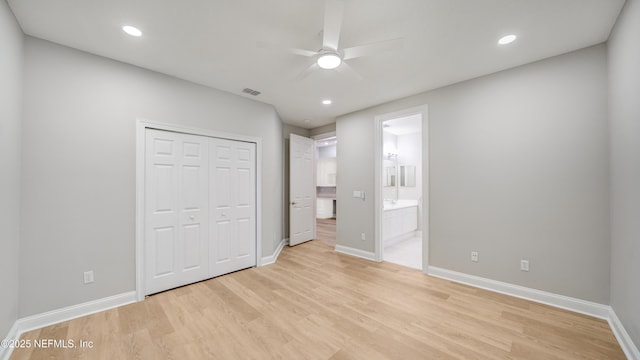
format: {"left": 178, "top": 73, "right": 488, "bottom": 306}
{"left": 8, "top": 0, "right": 624, "bottom": 129}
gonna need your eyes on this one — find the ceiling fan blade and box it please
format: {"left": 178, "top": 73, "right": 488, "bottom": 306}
{"left": 290, "top": 48, "right": 320, "bottom": 57}
{"left": 322, "top": 0, "right": 344, "bottom": 51}
{"left": 342, "top": 38, "right": 404, "bottom": 60}
{"left": 292, "top": 62, "right": 320, "bottom": 81}
{"left": 335, "top": 62, "right": 363, "bottom": 81}
{"left": 256, "top": 41, "right": 318, "bottom": 57}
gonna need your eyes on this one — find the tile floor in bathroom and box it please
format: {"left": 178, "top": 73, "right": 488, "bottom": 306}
{"left": 383, "top": 236, "right": 422, "bottom": 270}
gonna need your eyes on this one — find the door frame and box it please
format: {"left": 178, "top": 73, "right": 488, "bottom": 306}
{"left": 373, "top": 105, "right": 429, "bottom": 273}
{"left": 135, "top": 119, "right": 263, "bottom": 301}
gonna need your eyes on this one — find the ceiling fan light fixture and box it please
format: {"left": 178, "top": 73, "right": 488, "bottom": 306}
{"left": 317, "top": 53, "right": 342, "bottom": 69}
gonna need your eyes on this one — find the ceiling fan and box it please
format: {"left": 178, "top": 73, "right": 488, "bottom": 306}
{"left": 259, "top": 0, "right": 403, "bottom": 79}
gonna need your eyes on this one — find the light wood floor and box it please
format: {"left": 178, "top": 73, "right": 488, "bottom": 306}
{"left": 316, "top": 218, "right": 336, "bottom": 247}
{"left": 12, "top": 241, "right": 624, "bottom": 360}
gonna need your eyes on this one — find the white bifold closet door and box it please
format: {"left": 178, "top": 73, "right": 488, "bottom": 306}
{"left": 144, "top": 129, "right": 256, "bottom": 295}
{"left": 209, "top": 138, "right": 256, "bottom": 278}
{"left": 144, "top": 129, "right": 209, "bottom": 295}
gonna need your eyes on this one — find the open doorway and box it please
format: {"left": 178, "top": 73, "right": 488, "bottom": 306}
{"left": 314, "top": 133, "right": 337, "bottom": 247}
{"left": 381, "top": 115, "right": 422, "bottom": 269}
{"left": 374, "top": 106, "right": 429, "bottom": 272}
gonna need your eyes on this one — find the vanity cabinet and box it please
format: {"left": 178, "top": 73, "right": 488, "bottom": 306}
{"left": 383, "top": 205, "right": 418, "bottom": 245}
{"left": 316, "top": 198, "right": 334, "bottom": 219}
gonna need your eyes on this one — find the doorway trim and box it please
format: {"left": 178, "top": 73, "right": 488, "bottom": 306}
{"left": 135, "top": 119, "right": 263, "bottom": 301}
{"left": 373, "top": 105, "right": 429, "bottom": 273}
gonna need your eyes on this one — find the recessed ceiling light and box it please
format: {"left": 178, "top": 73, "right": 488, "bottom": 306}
{"left": 317, "top": 53, "right": 342, "bottom": 70}
{"left": 498, "top": 34, "right": 517, "bottom": 45}
{"left": 122, "top": 25, "right": 142, "bottom": 37}
{"left": 322, "top": 99, "right": 332, "bottom": 105}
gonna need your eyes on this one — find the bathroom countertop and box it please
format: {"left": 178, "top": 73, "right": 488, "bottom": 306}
{"left": 383, "top": 199, "right": 418, "bottom": 211}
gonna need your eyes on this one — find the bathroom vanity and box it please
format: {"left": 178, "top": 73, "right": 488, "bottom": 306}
{"left": 383, "top": 200, "right": 418, "bottom": 247}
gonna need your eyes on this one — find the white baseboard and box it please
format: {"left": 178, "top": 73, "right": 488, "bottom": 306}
{"left": 428, "top": 266, "right": 640, "bottom": 360}
{"left": 1, "top": 291, "right": 136, "bottom": 360}
{"left": 335, "top": 245, "right": 377, "bottom": 261}
{"left": 427, "top": 266, "right": 610, "bottom": 319}
{"left": 3, "top": 268, "right": 637, "bottom": 360}
{"left": 16, "top": 291, "right": 137, "bottom": 334}
{"left": 261, "top": 238, "right": 288, "bottom": 266}
{"left": 0, "top": 321, "right": 20, "bottom": 360}
{"left": 608, "top": 308, "right": 640, "bottom": 360}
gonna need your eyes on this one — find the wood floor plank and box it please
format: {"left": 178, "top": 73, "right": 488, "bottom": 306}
{"left": 10, "top": 241, "right": 625, "bottom": 359}
{"left": 316, "top": 218, "right": 336, "bottom": 247}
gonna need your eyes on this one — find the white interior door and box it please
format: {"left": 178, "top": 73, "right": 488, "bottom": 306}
{"left": 144, "top": 129, "right": 209, "bottom": 295}
{"left": 289, "top": 134, "right": 315, "bottom": 246}
{"left": 209, "top": 138, "right": 257, "bottom": 277}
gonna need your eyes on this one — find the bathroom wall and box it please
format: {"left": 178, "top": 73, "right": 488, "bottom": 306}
{"left": 318, "top": 144, "right": 336, "bottom": 158}
{"left": 382, "top": 131, "right": 398, "bottom": 200}
{"left": 382, "top": 130, "right": 398, "bottom": 156}
{"left": 397, "top": 132, "right": 422, "bottom": 201}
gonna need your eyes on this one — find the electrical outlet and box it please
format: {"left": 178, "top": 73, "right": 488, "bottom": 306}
{"left": 520, "top": 260, "right": 530, "bottom": 272}
{"left": 471, "top": 251, "right": 479, "bottom": 262}
{"left": 361, "top": 233, "right": 366, "bottom": 241}
{"left": 83, "top": 270, "right": 94, "bottom": 284}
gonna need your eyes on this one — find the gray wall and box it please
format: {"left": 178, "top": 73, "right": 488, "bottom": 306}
{"left": 19, "top": 37, "right": 284, "bottom": 317}
{"left": 608, "top": 0, "right": 640, "bottom": 348}
{"left": 337, "top": 44, "right": 610, "bottom": 303}
{"left": 0, "top": 0, "right": 23, "bottom": 338}
{"left": 309, "top": 123, "right": 336, "bottom": 137}
{"left": 336, "top": 114, "right": 376, "bottom": 252}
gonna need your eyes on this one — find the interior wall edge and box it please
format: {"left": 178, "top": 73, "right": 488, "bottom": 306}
{"left": 607, "top": 0, "right": 640, "bottom": 351}
{"left": 261, "top": 237, "right": 288, "bottom": 266}
{"left": 0, "top": 0, "right": 24, "bottom": 345}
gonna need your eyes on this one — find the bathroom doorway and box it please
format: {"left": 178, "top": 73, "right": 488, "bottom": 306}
{"left": 374, "top": 106, "right": 429, "bottom": 272}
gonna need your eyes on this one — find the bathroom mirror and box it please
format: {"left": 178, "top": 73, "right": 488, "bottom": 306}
{"left": 384, "top": 166, "right": 396, "bottom": 187}
{"left": 400, "top": 165, "right": 416, "bottom": 187}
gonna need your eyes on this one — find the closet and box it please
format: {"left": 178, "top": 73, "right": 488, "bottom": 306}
{"left": 144, "top": 128, "right": 256, "bottom": 295}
